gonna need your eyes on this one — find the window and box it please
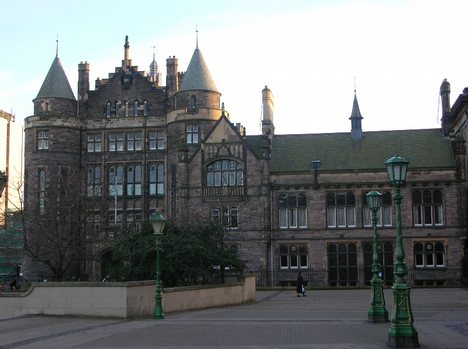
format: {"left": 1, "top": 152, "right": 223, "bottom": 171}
{"left": 278, "top": 193, "right": 307, "bottom": 229}
{"left": 212, "top": 206, "right": 238, "bottom": 229}
{"left": 37, "top": 131, "right": 49, "bottom": 150}
{"left": 127, "top": 132, "right": 142, "bottom": 151}
{"left": 108, "top": 211, "right": 122, "bottom": 229}
{"left": 327, "top": 192, "right": 356, "bottom": 228}
{"left": 127, "top": 165, "right": 142, "bottom": 196}
{"left": 363, "top": 192, "right": 392, "bottom": 227}
{"left": 149, "top": 131, "right": 165, "bottom": 150}
{"left": 124, "top": 100, "right": 129, "bottom": 117}
{"left": 108, "top": 165, "right": 123, "bottom": 196}
{"left": 106, "top": 101, "right": 111, "bottom": 117}
{"left": 328, "top": 243, "right": 358, "bottom": 286}
{"left": 414, "top": 242, "right": 445, "bottom": 268}
{"left": 363, "top": 241, "right": 394, "bottom": 286}
{"left": 108, "top": 133, "right": 124, "bottom": 152}
{"left": 149, "top": 163, "right": 164, "bottom": 195}
{"left": 133, "top": 100, "right": 139, "bottom": 117}
{"left": 87, "top": 166, "right": 102, "bottom": 196}
{"left": 280, "top": 244, "right": 308, "bottom": 269}
{"left": 115, "top": 100, "right": 122, "bottom": 117}
{"left": 412, "top": 189, "right": 443, "bottom": 226}
{"left": 38, "top": 168, "right": 46, "bottom": 215}
{"left": 86, "top": 213, "right": 101, "bottom": 233}
{"left": 191, "top": 95, "right": 197, "bottom": 110}
{"left": 206, "top": 160, "right": 244, "bottom": 187}
{"left": 127, "top": 212, "right": 142, "bottom": 232}
{"left": 143, "top": 100, "right": 148, "bottom": 116}
{"left": 186, "top": 125, "right": 199, "bottom": 144}
{"left": 87, "top": 134, "right": 102, "bottom": 153}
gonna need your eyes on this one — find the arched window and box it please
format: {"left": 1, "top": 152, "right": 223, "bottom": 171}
{"left": 124, "top": 100, "right": 129, "bottom": 117}
{"left": 106, "top": 101, "right": 111, "bottom": 117}
{"left": 133, "top": 100, "right": 139, "bottom": 117}
{"left": 115, "top": 100, "right": 121, "bottom": 117}
{"left": 127, "top": 164, "right": 142, "bottom": 196}
{"left": 149, "top": 163, "right": 164, "bottom": 195}
{"left": 108, "top": 165, "right": 123, "bottom": 196}
{"left": 206, "top": 160, "right": 243, "bottom": 187}
{"left": 143, "top": 100, "right": 148, "bottom": 116}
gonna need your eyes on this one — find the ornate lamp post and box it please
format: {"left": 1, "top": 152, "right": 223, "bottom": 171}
{"left": 366, "top": 191, "right": 388, "bottom": 322}
{"left": 384, "top": 155, "right": 419, "bottom": 347}
{"left": 151, "top": 212, "right": 166, "bottom": 319}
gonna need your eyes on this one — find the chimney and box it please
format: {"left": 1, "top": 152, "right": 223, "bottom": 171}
{"left": 262, "top": 85, "right": 275, "bottom": 137}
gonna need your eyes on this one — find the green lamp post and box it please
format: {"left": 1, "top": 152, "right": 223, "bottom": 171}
{"left": 151, "top": 212, "right": 166, "bottom": 319}
{"left": 366, "top": 191, "right": 389, "bottom": 322}
{"left": 384, "top": 155, "right": 419, "bottom": 347}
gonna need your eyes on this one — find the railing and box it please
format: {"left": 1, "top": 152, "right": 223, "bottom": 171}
{"left": 203, "top": 186, "right": 244, "bottom": 197}
{"left": 253, "top": 268, "right": 462, "bottom": 288}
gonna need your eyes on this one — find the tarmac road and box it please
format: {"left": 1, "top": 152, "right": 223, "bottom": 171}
{"left": 0, "top": 288, "right": 467, "bottom": 349}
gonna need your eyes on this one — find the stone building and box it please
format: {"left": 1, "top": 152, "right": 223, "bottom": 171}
{"left": 23, "top": 36, "right": 467, "bottom": 286}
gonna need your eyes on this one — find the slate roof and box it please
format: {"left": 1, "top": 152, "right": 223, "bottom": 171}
{"left": 179, "top": 48, "right": 219, "bottom": 93}
{"left": 269, "top": 129, "right": 455, "bottom": 173}
{"left": 35, "top": 56, "right": 76, "bottom": 100}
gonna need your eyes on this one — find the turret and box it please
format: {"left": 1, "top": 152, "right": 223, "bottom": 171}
{"left": 33, "top": 54, "right": 76, "bottom": 117}
{"left": 261, "top": 86, "right": 275, "bottom": 137}
{"left": 349, "top": 91, "right": 363, "bottom": 140}
{"left": 149, "top": 51, "right": 160, "bottom": 87}
{"left": 175, "top": 47, "right": 220, "bottom": 110}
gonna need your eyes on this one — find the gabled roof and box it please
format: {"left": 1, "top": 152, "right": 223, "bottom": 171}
{"left": 179, "top": 48, "right": 219, "bottom": 93}
{"left": 270, "top": 129, "right": 455, "bottom": 173}
{"left": 35, "top": 56, "right": 76, "bottom": 100}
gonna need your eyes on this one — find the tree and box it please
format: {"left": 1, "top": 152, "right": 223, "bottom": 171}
{"left": 21, "top": 168, "right": 102, "bottom": 281}
{"left": 108, "top": 219, "right": 246, "bottom": 286}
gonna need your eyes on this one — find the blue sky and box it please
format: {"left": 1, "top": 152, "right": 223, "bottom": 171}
{"left": 1, "top": 0, "right": 467, "bottom": 137}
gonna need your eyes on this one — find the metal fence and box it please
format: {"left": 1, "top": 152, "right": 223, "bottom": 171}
{"left": 252, "top": 268, "right": 463, "bottom": 288}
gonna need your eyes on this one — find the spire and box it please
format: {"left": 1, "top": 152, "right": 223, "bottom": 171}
{"left": 56, "top": 34, "right": 59, "bottom": 58}
{"left": 179, "top": 46, "right": 218, "bottom": 93}
{"left": 35, "top": 54, "right": 75, "bottom": 101}
{"left": 196, "top": 25, "right": 199, "bottom": 49}
{"left": 349, "top": 90, "right": 363, "bottom": 140}
{"left": 149, "top": 45, "right": 159, "bottom": 86}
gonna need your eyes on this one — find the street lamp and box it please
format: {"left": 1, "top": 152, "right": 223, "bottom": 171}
{"left": 366, "top": 191, "right": 388, "bottom": 322}
{"left": 384, "top": 155, "right": 419, "bottom": 347}
{"left": 151, "top": 212, "right": 166, "bottom": 319}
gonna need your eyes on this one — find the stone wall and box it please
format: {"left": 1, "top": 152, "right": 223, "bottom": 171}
{"left": 0, "top": 276, "right": 256, "bottom": 319}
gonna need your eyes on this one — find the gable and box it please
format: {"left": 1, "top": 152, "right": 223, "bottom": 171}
{"left": 205, "top": 117, "right": 241, "bottom": 144}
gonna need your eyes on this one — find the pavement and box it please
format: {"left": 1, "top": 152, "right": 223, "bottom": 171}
{"left": 0, "top": 288, "right": 467, "bottom": 349}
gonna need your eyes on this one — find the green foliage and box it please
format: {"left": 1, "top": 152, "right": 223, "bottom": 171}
{"left": 108, "top": 220, "right": 246, "bottom": 286}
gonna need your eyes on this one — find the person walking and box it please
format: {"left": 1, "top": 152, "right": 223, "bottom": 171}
{"left": 296, "top": 272, "right": 306, "bottom": 297}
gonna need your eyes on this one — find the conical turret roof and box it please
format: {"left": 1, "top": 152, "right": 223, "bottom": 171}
{"left": 35, "top": 56, "right": 76, "bottom": 100}
{"left": 179, "top": 48, "right": 219, "bottom": 93}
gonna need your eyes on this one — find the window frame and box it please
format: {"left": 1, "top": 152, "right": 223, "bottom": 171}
{"left": 148, "top": 163, "right": 164, "bottom": 195}
{"left": 279, "top": 244, "right": 308, "bottom": 270}
{"left": 327, "top": 192, "right": 356, "bottom": 228}
{"left": 414, "top": 241, "right": 445, "bottom": 268}
{"left": 37, "top": 130, "right": 49, "bottom": 150}
{"left": 186, "top": 124, "right": 200, "bottom": 144}
{"left": 412, "top": 189, "right": 444, "bottom": 227}
{"left": 278, "top": 193, "right": 307, "bottom": 229}
{"left": 362, "top": 191, "right": 392, "bottom": 227}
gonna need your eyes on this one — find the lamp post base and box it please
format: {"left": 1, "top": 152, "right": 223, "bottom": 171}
{"left": 387, "top": 282, "right": 419, "bottom": 347}
{"left": 368, "top": 277, "right": 389, "bottom": 323}
{"left": 368, "top": 307, "right": 389, "bottom": 322}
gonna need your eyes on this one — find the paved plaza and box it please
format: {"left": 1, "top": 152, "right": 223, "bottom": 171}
{"left": 0, "top": 288, "right": 467, "bottom": 349}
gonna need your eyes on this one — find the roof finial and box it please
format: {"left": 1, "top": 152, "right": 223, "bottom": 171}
{"left": 56, "top": 34, "right": 59, "bottom": 57}
{"left": 196, "top": 25, "right": 199, "bottom": 49}
{"left": 151, "top": 45, "right": 156, "bottom": 60}
{"left": 353, "top": 75, "right": 357, "bottom": 94}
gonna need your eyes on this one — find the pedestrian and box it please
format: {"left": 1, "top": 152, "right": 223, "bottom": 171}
{"left": 296, "top": 272, "right": 306, "bottom": 297}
